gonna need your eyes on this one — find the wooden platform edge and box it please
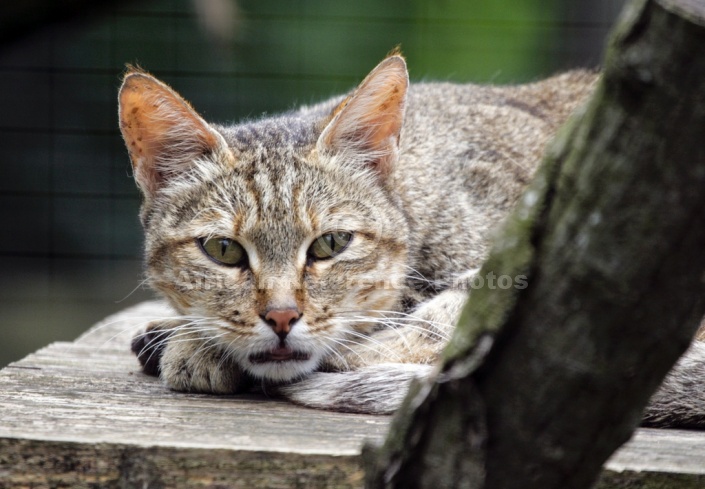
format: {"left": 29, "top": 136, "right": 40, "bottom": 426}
{"left": 0, "top": 438, "right": 364, "bottom": 489}
{"left": 2, "top": 301, "right": 705, "bottom": 488}
{"left": 597, "top": 469, "right": 705, "bottom": 489}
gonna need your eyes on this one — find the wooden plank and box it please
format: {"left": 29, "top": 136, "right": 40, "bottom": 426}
{"left": 0, "top": 300, "right": 704, "bottom": 487}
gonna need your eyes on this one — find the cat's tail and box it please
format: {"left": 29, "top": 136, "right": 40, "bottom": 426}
{"left": 279, "top": 363, "right": 434, "bottom": 414}
{"left": 642, "top": 341, "right": 705, "bottom": 429}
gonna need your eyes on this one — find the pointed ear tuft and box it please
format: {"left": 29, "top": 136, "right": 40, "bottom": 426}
{"left": 386, "top": 45, "right": 403, "bottom": 58}
{"left": 317, "top": 55, "right": 409, "bottom": 179}
{"left": 118, "top": 71, "right": 229, "bottom": 197}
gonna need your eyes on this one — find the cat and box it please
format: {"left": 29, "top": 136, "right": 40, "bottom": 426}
{"left": 121, "top": 53, "right": 705, "bottom": 427}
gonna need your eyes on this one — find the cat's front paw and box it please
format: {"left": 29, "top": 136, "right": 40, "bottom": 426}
{"left": 159, "top": 331, "right": 245, "bottom": 394}
{"left": 131, "top": 320, "right": 179, "bottom": 376}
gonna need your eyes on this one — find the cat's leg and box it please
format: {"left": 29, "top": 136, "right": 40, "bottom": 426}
{"left": 131, "top": 320, "right": 246, "bottom": 394}
{"left": 282, "top": 274, "right": 473, "bottom": 413}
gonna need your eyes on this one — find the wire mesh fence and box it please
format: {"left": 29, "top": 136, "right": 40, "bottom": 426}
{"left": 0, "top": 0, "right": 624, "bottom": 366}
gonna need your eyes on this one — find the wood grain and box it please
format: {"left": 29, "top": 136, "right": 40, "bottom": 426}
{"left": 0, "top": 300, "right": 704, "bottom": 487}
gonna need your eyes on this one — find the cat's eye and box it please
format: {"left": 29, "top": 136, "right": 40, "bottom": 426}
{"left": 198, "top": 237, "right": 247, "bottom": 267}
{"left": 308, "top": 232, "right": 353, "bottom": 261}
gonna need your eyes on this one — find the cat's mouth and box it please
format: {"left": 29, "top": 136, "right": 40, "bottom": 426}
{"left": 249, "top": 346, "right": 311, "bottom": 364}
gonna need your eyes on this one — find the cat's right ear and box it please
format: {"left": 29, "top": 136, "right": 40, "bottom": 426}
{"left": 118, "top": 68, "right": 233, "bottom": 198}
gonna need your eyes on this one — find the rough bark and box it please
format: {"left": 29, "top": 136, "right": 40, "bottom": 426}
{"left": 364, "top": 1, "right": 705, "bottom": 488}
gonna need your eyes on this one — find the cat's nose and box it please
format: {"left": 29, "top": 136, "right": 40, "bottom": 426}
{"left": 263, "top": 308, "right": 301, "bottom": 340}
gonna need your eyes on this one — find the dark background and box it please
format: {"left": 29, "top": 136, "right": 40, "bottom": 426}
{"left": 0, "top": 0, "right": 625, "bottom": 367}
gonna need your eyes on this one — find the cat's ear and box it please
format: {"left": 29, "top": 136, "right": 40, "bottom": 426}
{"left": 118, "top": 68, "right": 232, "bottom": 197}
{"left": 317, "top": 55, "right": 408, "bottom": 179}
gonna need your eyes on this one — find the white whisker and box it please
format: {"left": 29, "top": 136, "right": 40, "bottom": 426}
{"left": 342, "top": 330, "right": 403, "bottom": 361}
{"left": 319, "top": 342, "right": 351, "bottom": 370}
{"left": 333, "top": 316, "right": 451, "bottom": 343}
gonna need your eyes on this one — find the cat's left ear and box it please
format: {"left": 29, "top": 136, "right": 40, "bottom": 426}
{"left": 317, "top": 55, "right": 408, "bottom": 179}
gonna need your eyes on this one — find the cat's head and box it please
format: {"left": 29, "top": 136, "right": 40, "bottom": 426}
{"left": 118, "top": 56, "right": 410, "bottom": 382}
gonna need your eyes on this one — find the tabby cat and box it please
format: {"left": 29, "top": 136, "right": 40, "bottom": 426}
{"left": 121, "top": 54, "right": 705, "bottom": 426}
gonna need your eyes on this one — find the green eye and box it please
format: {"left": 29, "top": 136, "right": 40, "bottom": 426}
{"left": 309, "top": 232, "right": 353, "bottom": 260}
{"left": 198, "top": 237, "right": 247, "bottom": 267}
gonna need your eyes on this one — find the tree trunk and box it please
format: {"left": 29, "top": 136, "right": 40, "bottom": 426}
{"left": 364, "top": 0, "right": 705, "bottom": 488}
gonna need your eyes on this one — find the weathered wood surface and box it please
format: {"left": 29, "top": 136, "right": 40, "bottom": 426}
{"left": 0, "top": 300, "right": 704, "bottom": 488}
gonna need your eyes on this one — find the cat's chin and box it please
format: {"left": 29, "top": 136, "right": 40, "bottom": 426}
{"left": 249, "top": 346, "right": 311, "bottom": 364}
{"left": 244, "top": 349, "right": 320, "bottom": 382}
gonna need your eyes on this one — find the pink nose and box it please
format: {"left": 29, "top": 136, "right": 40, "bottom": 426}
{"left": 264, "top": 309, "right": 301, "bottom": 340}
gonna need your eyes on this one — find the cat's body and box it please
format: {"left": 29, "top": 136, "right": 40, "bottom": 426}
{"left": 121, "top": 55, "right": 705, "bottom": 426}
